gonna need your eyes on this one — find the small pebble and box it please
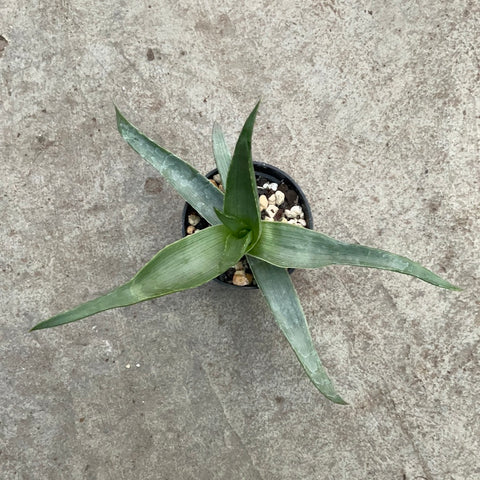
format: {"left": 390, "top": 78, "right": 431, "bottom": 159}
{"left": 186, "top": 225, "right": 196, "bottom": 235}
{"left": 266, "top": 204, "right": 278, "bottom": 218}
{"left": 125, "top": 364, "right": 131, "bottom": 369}
{"left": 235, "top": 261, "right": 244, "bottom": 270}
{"left": 290, "top": 205, "right": 303, "bottom": 217}
{"left": 233, "top": 270, "right": 251, "bottom": 286}
{"left": 284, "top": 209, "right": 296, "bottom": 219}
{"left": 288, "top": 219, "right": 297, "bottom": 224}
{"left": 264, "top": 216, "right": 274, "bottom": 222}
{"left": 275, "top": 190, "right": 285, "bottom": 206}
{"left": 213, "top": 174, "right": 222, "bottom": 184}
{"left": 268, "top": 194, "right": 276, "bottom": 205}
{"left": 209, "top": 179, "right": 219, "bottom": 188}
{"left": 259, "top": 195, "right": 268, "bottom": 211}
{"left": 188, "top": 214, "right": 200, "bottom": 226}
{"left": 269, "top": 183, "right": 278, "bottom": 191}
{"left": 262, "top": 182, "right": 270, "bottom": 189}
{"left": 298, "top": 218, "right": 307, "bottom": 227}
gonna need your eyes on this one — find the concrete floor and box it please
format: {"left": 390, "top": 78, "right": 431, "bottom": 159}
{"left": 1, "top": 1, "right": 479, "bottom": 479}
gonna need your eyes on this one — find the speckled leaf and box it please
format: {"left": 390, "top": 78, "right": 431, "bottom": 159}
{"left": 248, "top": 256, "right": 346, "bottom": 404}
{"left": 31, "top": 225, "right": 251, "bottom": 330}
{"left": 249, "top": 222, "right": 459, "bottom": 290}
{"left": 116, "top": 106, "right": 223, "bottom": 226}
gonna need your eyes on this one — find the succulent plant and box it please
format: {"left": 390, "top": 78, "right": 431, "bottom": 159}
{"left": 31, "top": 102, "right": 458, "bottom": 404}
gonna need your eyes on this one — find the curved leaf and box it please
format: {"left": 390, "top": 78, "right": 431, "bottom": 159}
{"left": 31, "top": 225, "right": 251, "bottom": 330}
{"left": 249, "top": 222, "right": 459, "bottom": 290}
{"left": 247, "top": 256, "right": 346, "bottom": 404}
{"left": 115, "top": 106, "right": 223, "bottom": 226}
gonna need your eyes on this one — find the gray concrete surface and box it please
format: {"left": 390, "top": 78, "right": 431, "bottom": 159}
{"left": 1, "top": 1, "right": 479, "bottom": 479}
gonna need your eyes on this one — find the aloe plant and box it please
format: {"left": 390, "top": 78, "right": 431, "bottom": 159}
{"left": 31, "top": 102, "right": 459, "bottom": 404}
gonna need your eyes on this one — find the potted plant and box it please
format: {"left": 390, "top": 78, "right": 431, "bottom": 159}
{"left": 31, "top": 102, "right": 459, "bottom": 404}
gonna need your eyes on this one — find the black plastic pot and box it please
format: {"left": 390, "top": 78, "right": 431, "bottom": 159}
{"left": 182, "top": 162, "right": 314, "bottom": 288}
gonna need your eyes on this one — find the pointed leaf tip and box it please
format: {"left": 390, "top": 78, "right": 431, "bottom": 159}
{"left": 30, "top": 225, "right": 251, "bottom": 331}
{"left": 250, "top": 222, "right": 459, "bottom": 291}
{"left": 247, "top": 256, "right": 345, "bottom": 404}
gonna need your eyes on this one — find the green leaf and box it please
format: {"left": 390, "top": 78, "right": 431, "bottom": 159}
{"left": 115, "top": 106, "right": 223, "bottom": 226}
{"left": 247, "top": 256, "right": 346, "bottom": 404}
{"left": 223, "top": 102, "right": 262, "bottom": 244}
{"left": 249, "top": 222, "right": 459, "bottom": 290}
{"left": 214, "top": 208, "right": 250, "bottom": 238}
{"left": 31, "top": 225, "right": 251, "bottom": 330}
{"left": 212, "top": 122, "right": 232, "bottom": 188}
{"left": 30, "top": 283, "right": 137, "bottom": 332}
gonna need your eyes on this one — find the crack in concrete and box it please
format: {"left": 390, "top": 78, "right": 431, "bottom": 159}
{"left": 382, "top": 386, "right": 435, "bottom": 480}
{"left": 190, "top": 352, "right": 265, "bottom": 480}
